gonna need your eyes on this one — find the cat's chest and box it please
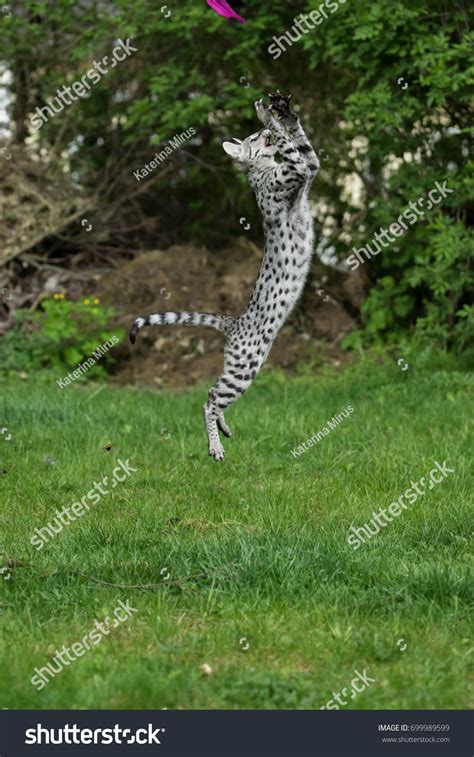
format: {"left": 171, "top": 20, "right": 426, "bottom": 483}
{"left": 261, "top": 186, "right": 312, "bottom": 231}
{"left": 264, "top": 212, "right": 313, "bottom": 263}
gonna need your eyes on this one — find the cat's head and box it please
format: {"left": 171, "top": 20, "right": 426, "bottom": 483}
{"left": 223, "top": 129, "right": 278, "bottom": 171}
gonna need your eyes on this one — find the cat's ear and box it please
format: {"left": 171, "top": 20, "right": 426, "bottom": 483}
{"left": 222, "top": 141, "right": 242, "bottom": 160}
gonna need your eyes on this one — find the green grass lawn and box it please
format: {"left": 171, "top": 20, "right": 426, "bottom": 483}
{"left": 0, "top": 359, "right": 472, "bottom": 709}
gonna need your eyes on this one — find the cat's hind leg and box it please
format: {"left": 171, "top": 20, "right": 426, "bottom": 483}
{"left": 203, "top": 398, "right": 225, "bottom": 461}
{"left": 203, "top": 337, "right": 261, "bottom": 461}
{"left": 217, "top": 413, "right": 232, "bottom": 438}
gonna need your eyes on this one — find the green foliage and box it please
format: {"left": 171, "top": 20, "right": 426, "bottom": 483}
{"left": 0, "top": 295, "right": 123, "bottom": 377}
{"left": 1, "top": 0, "right": 472, "bottom": 351}
{"left": 301, "top": 0, "right": 473, "bottom": 352}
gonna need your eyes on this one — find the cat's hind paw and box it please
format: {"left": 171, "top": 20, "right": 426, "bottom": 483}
{"left": 217, "top": 414, "right": 232, "bottom": 438}
{"left": 208, "top": 440, "right": 225, "bottom": 462}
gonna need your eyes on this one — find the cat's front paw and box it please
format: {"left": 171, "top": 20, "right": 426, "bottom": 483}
{"left": 255, "top": 98, "right": 270, "bottom": 126}
{"left": 268, "top": 90, "right": 297, "bottom": 122}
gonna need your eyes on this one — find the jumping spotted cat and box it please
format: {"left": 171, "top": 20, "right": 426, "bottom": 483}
{"left": 129, "top": 92, "right": 319, "bottom": 461}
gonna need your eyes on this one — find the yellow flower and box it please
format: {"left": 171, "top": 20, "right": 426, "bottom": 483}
{"left": 60, "top": 293, "right": 65, "bottom": 300}
{"left": 53, "top": 293, "right": 60, "bottom": 300}
{"left": 83, "top": 299, "right": 90, "bottom": 305}
{"left": 93, "top": 298, "right": 100, "bottom": 305}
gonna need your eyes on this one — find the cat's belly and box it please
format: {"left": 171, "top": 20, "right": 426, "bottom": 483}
{"left": 243, "top": 194, "right": 314, "bottom": 332}
{"left": 246, "top": 252, "right": 312, "bottom": 333}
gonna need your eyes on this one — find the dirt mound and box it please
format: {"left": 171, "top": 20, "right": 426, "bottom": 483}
{"left": 97, "top": 241, "right": 366, "bottom": 388}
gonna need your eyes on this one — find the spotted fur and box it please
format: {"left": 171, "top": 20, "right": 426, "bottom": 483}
{"left": 129, "top": 93, "right": 319, "bottom": 461}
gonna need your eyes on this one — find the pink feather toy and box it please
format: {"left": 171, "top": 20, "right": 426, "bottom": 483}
{"left": 207, "top": 0, "right": 246, "bottom": 24}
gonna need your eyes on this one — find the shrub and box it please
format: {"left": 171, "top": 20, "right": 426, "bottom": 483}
{"left": 0, "top": 294, "right": 124, "bottom": 378}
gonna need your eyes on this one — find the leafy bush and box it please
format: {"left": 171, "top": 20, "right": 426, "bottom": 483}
{"left": 342, "top": 208, "right": 473, "bottom": 357}
{"left": 1, "top": 0, "right": 472, "bottom": 353}
{"left": 0, "top": 295, "right": 124, "bottom": 378}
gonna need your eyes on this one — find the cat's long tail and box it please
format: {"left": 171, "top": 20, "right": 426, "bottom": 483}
{"left": 129, "top": 312, "right": 234, "bottom": 344}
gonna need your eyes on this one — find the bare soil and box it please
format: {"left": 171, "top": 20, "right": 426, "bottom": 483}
{"left": 96, "top": 241, "right": 367, "bottom": 388}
